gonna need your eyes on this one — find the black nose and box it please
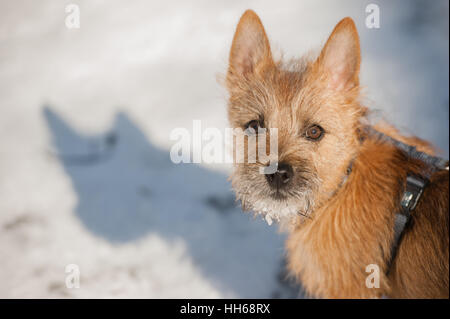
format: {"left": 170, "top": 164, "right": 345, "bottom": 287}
{"left": 265, "top": 163, "right": 293, "bottom": 189}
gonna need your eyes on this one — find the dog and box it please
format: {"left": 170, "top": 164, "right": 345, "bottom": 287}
{"left": 225, "top": 10, "right": 449, "bottom": 298}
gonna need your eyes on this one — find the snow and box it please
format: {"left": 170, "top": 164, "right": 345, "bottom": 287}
{"left": 0, "top": 0, "right": 448, "bottom": 298}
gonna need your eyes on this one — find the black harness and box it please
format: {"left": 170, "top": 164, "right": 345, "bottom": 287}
{"left": 365, "top": 127, "right": 449, "bottom": 273}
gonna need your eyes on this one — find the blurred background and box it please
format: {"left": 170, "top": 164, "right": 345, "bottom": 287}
{"left": 0, "top": 0, "right": 448, "bottom": 298}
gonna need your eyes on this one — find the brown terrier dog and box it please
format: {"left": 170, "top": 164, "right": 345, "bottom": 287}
{"left": 225, "top": 10, "right": 449, "bottom": 298}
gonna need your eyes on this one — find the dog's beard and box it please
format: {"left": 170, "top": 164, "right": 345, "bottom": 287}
{"left": 231, "top": 166, "right": 318, "bottom": 227}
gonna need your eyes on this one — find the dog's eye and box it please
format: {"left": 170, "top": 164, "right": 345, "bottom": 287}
{"left": 245, "top": 120, "right": 263, "bottom": 133}
{"left": 305, "top": 124, "right": 324, "bottom": 141}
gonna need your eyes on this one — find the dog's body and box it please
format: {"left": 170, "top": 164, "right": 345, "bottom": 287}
{"left": 226, "top": 10, "right": 449, "bottom": 298}
{"left": 287, "top": 127, "right": 449, "bottom": 298}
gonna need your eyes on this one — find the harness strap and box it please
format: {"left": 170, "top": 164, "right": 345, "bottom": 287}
{"left": 386, "top": 174, "right": 428, "bottom": 274}
{"left": 320, "top": 126, "right": 447, "bottom": 275}
{"left": 364, "top": 126, "right": 448, "bottom": 274}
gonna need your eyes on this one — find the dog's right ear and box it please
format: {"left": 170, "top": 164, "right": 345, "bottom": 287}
{"left": 227, "top": 10, "right": 273, "bottom": 82}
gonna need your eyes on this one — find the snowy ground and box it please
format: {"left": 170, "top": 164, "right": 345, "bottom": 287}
{"left": 0, "top": 0, "right": 448, "bottom": 298}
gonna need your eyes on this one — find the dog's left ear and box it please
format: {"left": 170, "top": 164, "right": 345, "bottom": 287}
{"left": 316, "top": 17, "right": 361, "bottom": 91}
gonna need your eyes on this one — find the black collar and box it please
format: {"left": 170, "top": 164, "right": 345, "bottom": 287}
{"left": 365, "top": 126, "right": 448, "bottom": 176}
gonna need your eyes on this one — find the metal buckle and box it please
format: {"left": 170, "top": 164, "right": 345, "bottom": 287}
{"left": 400, "top": 174, "right": 428, "bottom": 212}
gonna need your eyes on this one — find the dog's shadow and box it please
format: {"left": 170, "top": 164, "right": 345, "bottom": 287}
{"left": 43, "top": 106, "right": 301, "bottom": 298}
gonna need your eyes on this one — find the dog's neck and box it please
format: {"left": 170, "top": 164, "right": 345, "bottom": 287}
{"left": 314, "top": 125, "right": 447, "bottom": 216}
{"left": 287, "top": 130, "right": 434, "bottom": 298}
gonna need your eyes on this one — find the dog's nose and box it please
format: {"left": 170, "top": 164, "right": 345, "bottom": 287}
{"left": 265, "top": 162, "right": 293, "bottom": 189}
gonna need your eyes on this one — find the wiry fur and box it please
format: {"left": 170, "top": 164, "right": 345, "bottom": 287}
{"left": 226, "top": 10, "right": 449, "bottom": 298}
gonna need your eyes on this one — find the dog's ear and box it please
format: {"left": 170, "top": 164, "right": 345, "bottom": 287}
{"left": 316, "top": 17, "right": 360, "bottom": 91}
{"left": 228, "top": 10, "right": 273, "bottom": 80}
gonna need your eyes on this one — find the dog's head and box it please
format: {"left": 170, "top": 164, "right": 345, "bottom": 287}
{"left": 226, "top": 10, "right": 366, "bottom": 224}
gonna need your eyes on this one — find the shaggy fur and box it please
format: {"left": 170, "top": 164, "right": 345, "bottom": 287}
{"left": 225, "top": 10, "right": 449, "bottom": 298}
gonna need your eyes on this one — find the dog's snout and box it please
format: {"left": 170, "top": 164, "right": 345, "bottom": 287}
{"left": 265, "top": 162, "right": 293, "bottom": 189}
